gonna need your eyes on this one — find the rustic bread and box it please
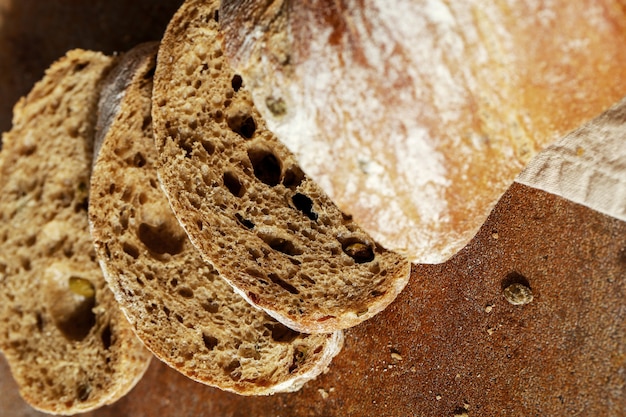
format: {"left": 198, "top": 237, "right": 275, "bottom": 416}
{"left": 0, "top": 50, "right": 152, "bottom": 415}
{"left": 89, "top": 42, "right": 343, "bottom": 395}
{"left": 152, "top": 0, "right": 410, "bottom": 334}
{"left": 219, "top": 0, "right": 626, "bottom": 263}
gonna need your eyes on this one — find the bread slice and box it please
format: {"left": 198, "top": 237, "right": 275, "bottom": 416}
{"left": 0, "top": 50, "right": 152, "bottom": 415}
{"left": 89, "top": 42, "right": 343, "bottom": 395}
{"left": 151, "top": 0, "right": 411, "bottom": 334}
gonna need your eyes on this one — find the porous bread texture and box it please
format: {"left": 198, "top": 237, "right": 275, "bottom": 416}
{"left": 0, "top": 50, "right": 152, "bottom": 415}
{"left": 152, "top": 0, "right": 410, "bottom": 334}
{"left": 219, "top": 0, "right": 626, "bottom": 264}
{"left": 89, "top": 42, "right": 343, "bottom": 395}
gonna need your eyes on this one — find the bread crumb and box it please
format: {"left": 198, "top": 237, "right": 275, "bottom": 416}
{"left": 487, "top": 327, "right": 496, "bottom": 335}
{"left": 491, "top": 231, "right": 499, "bottom": 239}
{"left": 436, "top": 395, "right": 442, "bottom": 401}
{"left": 391, "top": 352, "right": 403, "bottom": 361}
{"left": 318, "top": 388, "right": 329, "bottom": 400}
{"left": 485, "top": 305, "right": 493, "bottom": 313}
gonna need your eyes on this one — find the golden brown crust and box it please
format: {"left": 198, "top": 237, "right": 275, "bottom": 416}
{"left": 220, "top": 0, "right": 626, "bottom": 263}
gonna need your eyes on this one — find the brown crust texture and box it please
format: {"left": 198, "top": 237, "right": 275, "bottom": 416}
{"left": 152, "top": 0, "right": 410, "bottom": 333}
{"left": 219, "top": 0, "right": 626, "bottom": 263}
{"left": 0, "top": 50, "right": 152, "bottom": 415}
{"left": 89, "top": 42, "right": 343, "bottom": 395}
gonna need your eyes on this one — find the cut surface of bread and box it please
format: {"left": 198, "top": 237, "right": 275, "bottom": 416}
{"left": 0, "top": 49, "right": 152, "bottom": 415}
{"left": 219, "top": 0, "right": 626, "bottom": 264}
{"left": 152, "top": 0, "right": 410, "bottom": 334}
{"left": 89, "top": 42, "right": 343, "bottom": 395}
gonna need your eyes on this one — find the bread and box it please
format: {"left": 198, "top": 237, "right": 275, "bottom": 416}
{"left": 219, "top": 0, "right": 626, "bottom": 263}
{"left": 0, "top": 50, "right": 152, "bottom": 415}
{"left": 89, "top": 42, "right": 343, "bottom": 395}
{"left": 152, "top": 0, "right": 410, "bottom": 334}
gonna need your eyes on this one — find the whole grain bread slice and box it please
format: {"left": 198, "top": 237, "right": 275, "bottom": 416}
{"left": 0, "top": 50, "right": 152, "bottom": 415}
{"left": 89, "top": 42, "right": 343, "bottom": 395}
{"left": 152, "top": 0, "right": 411, "bottom": 334}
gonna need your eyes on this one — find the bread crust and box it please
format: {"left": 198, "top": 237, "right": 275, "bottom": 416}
{"left": 89, "top": 42, "right": 343, "bottom": 395}
{"left": 220, "top": 0, "right": 626, "bottom": 263}
{"left": 0, "top": 49, "right": 152, "bottom": 415}
{"left": 152, "top": 0, "right": 410, "bottom": 333}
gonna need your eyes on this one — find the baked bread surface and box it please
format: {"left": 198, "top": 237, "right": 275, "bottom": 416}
{"left": 0, "top": 49, "right": 152, "bottom": 415}
{"left": 219, "top": 0, "right": 626, "bottom": 263}
{"left": 152, "top": 0, "right": 410, "bottom": 334}
{"left": 89, "top": 42, "right": 343, "bottom": 395}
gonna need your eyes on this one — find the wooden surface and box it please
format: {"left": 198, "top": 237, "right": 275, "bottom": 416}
{"left": 1, "top": 2, "right": 625, "bottom": 416}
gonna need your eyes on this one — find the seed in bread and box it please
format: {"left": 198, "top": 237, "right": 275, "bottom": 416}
{"left": 89, "top": 42, "right": 343, "bottom": 395}
{"left": 0, "top": 50, "right": 152, "bottom": 415}
{"left": 152, "top": 0, "right": 411, "bottom": 334}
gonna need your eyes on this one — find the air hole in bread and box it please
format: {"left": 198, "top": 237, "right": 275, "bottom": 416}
{"left": 340, "top": 238, "right": 375, "bottom": 263}
{"left": 292, "top": 193, "right": 318, "bottom": 221}
{"left": 282, "top": 166, "right": 305, "bottom": 188}
{"left": 35, "top": 312, "right": 44, "bottom": 332}
{"left": 202, "top": 301, "right": 219, "bottom": 313}
{"left": 20, "top": 257, "right": 31, "bottom": 271}
{"left": 371, "top": 289, "right": 386, "bottom": 298}
{"left": 300, "top": 273, "right": 316, "bottom": 285}
{"left": 269, "top": 273, "right": 299, "bottom": 295}
{"left": 76, "top": 383, "right": 91, "bottom": 402}
{"left": 178, "top": 287, "right": 194, "bottom": 298}
{"left": 73, "top": 62, "right": 89, "bottom": 72}
{"left": 227, "top": 113, "right": 256, "bottom": 139}
{"left": 247, "top": 146, "right": 282, "bottom": 186}
{"left": 123, "top": 242, "right": 140, "bottom": 259}
{"left": 203, "top": 334, "right": 218, "bottom": 351}
{"left": 235, "top": 213, "right": 255, "bottom": 229}
{"left": 130, "top": 152, "right": 146, "bottom": 167}
{"left": 225, "top": 360, "right": 242, "bottom": 381}
{"left": 264, "top": 322, "right": 301, "bottom": 343}
{"left": 213, "top": 9, "right": 219, "bottom": 22}
{"left": 289, "top": 349, "right": 306, "bottom": 373}
{"left": 137, "top": 222, "right": 185, "bottom": 256}
{"left": 101, "top": 325, "right": 112, "bottom": 350}
{"left": 108, "top": 183, "right": 116, "bottom": 194}
{"left": 231, "top": 74, "right": 243, "bottom": 92}
{"left": 141, "top": 115, "right": 152, "bottom": 131}
{"left": 52, "top": 291, "right": 96, "bottom": 341}
{"left": 257, "top": 231, "right": 302, "bottom": 256}
{"left": 202, "top": 140, "right": 216, "bottom": 155}
{"left": 223, "top": 171, "right": 245, "bottom": 197}
{"left": 180, "top": 141, "right": 194, "bottom": 158}
{"left": 24, "top": 234, "right": 37, "bottom": 247}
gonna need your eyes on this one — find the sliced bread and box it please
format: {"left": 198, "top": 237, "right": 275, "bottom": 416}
{"left": 0, "top": 50, "right": 152, "bottom": 415}
{"left": 89, "top": 42, "right": 343, "bottom": 395}
{"left": 152, "top": 0, "right": 411, "bottom": 334}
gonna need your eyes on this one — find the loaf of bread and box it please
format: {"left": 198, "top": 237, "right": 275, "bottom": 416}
{"left": 0, "top": 50, "right": 152, "bottom": 415}
{"left": 89, "top": 42, "right": 343, "bottom": 395}
{"left": 152, "top": 0, "right": 410, "bottom": 334}
{"left": 219, "top": 0, "right": 626, "bottom": 263}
